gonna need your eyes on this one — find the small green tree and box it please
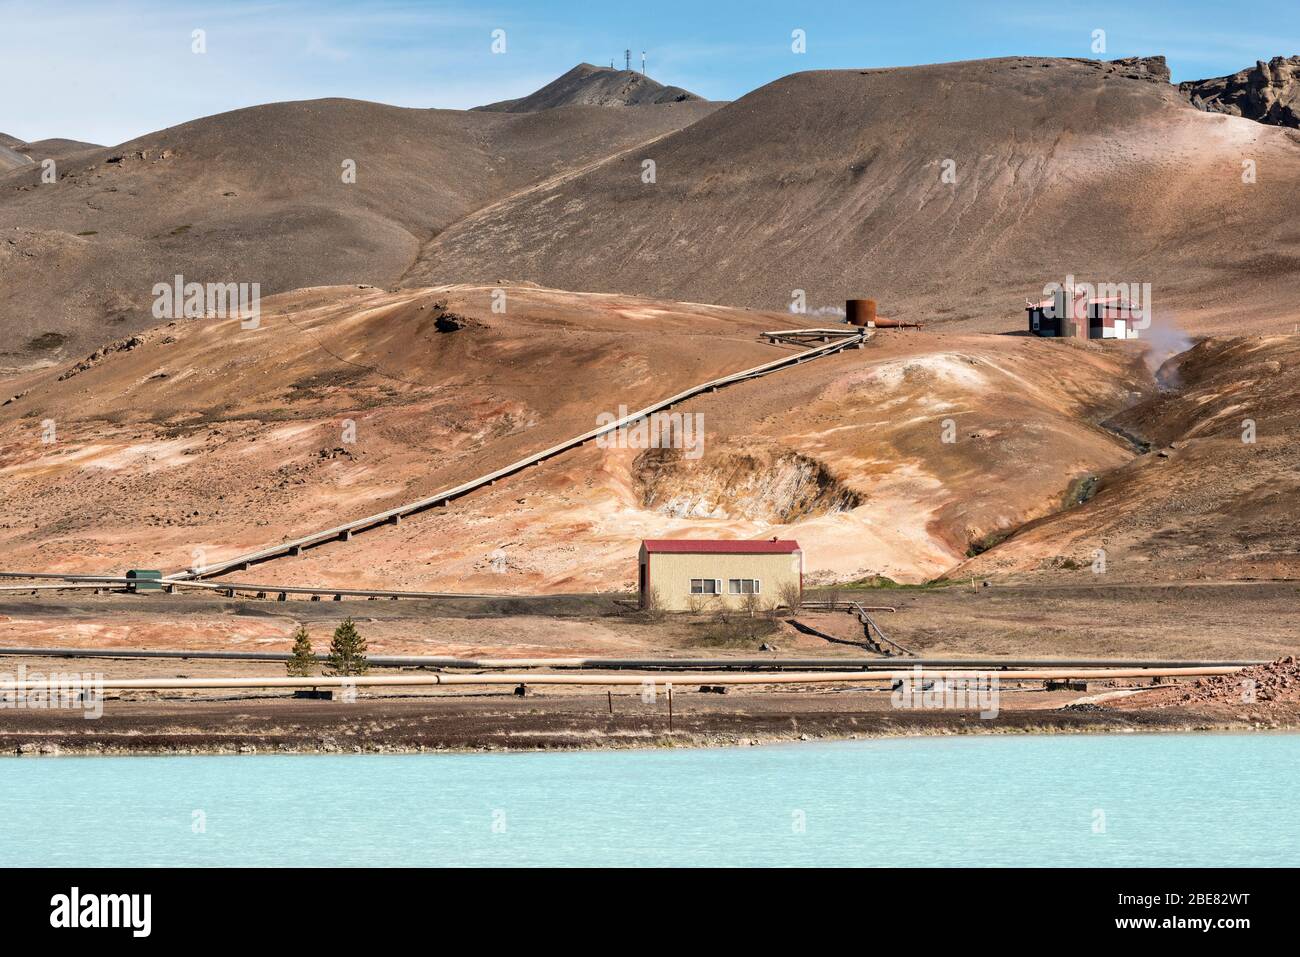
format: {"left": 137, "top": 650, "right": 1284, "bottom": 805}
{"left": 286, "top": 625, "right": 315, "bottom": 676}
{"left": 325, "top": 617, "right": 369, "bottom": 676}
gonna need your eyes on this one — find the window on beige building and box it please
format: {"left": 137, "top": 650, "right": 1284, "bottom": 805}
{"left": 728, "top": 578, "right": 761, "bottom": 594}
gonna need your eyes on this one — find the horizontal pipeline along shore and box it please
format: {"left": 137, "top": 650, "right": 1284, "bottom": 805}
{"left": 0, "top": 647, "right": 1265, "bottom": 670}
{"left": 0, "top": 575, "right": 901, "bottom": 614}
{"left": 0, "top": 666, "right": 1248, "bottom": 693}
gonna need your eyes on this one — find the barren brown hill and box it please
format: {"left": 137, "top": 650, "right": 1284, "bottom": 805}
{"left": 0, "top": 134, "right": 102, "bottom": 172}
{"left": 0, "top": 145, "right": 30, "bottom": 173}
{"left": 955, "top": 334, "right": 1300, "bottom": 582}
{"left": 0, "top": 285, "right": 1151, "bottom": 591}
{"left": 410, "top": 56, "right": 1300, "bottom": 335}
{"left": 0, "top": 97, "right": 717, "bottom": 365}
{"left": 12, "top": 137, "right": 104, "bottom": 160}
{"left": 474, "top": 63, "right": 704, "bottom": 112}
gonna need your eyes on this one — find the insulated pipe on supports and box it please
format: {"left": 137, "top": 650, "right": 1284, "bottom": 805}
{"left": 0, "top": 666, "right": 1246, "bottom": 693}
{"left": 0, "top": 646, "right": 1263, "bottom": 670}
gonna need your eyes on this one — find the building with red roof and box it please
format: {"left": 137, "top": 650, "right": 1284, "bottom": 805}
{"left": 638, "top": 538, "right": 803, "bottom": 611}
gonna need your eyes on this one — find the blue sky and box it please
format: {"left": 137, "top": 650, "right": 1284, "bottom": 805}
{"left": 3, "top": 0, "right": 1298, "bottom": 145}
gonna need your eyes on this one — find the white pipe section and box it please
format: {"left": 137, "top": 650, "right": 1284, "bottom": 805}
{"left": 0, "top": 666, "right": 1243, "bottom": 693}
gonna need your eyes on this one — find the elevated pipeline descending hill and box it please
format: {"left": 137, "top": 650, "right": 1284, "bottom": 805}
{"left": 172, "top": 326, "right": 869, "bottom": 580}
{"left": 0, "top": 282, "right": 1163, "bottom": 591}
{"left": 0, "top": 285, "right": 906, "bottom": 588}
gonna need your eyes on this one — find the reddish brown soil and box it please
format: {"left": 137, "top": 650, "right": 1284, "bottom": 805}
{"left": 0, "top": 285, "right": 1155, "bottom": 589}
{"left": 1125, "top": 656, "right": 1300, "bottom": 716}
{"left": 958, "top": 335, "right": 1300, "bottom": 582}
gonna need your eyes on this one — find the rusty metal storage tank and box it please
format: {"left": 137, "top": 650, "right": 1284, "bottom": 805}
{"left": 846, "top": 299, "right": 877, "bottom": 326}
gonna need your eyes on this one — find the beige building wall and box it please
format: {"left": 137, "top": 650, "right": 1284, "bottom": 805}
{"left": 639, "top": 548, "right": 803, "bottom": 611}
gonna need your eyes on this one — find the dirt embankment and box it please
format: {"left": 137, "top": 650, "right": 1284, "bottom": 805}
{"left": 956, "top": 335, "right": 1300, "bottom": 583}
{"left": 3, "top": 686, "right": 1293, "bottom": 757}
{"left": 1130, "top": 656, "right": 1300, "bottom": 715}
{"left": 0, "top": 590, "right": 1294, "bottom": 756}
{"left": 2, "top": 579, "right": 1296, "bottom": 661}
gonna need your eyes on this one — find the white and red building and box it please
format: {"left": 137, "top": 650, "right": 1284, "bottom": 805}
{"left": 1026, "top": 292, "right": 1141, "bottom": 340}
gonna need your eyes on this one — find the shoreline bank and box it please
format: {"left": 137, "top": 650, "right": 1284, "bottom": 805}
{"left": 3, "top": 691, "right": 1295, "bottom": 756}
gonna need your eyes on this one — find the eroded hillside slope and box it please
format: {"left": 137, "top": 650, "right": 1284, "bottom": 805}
{"left": 957, "top": 335, "right": 1300, "bottom": 582}
{"left": 0, "top": 286, "right": 1150, "bottom": 590}
{"left": 0, "top": 97, "right": 717, "bottom": 363}
{"left": 412, "top": 57, "right": 1300, "bottom": 334}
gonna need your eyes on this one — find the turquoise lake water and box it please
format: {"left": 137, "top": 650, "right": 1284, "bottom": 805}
{"left": 1, "top": 733, "right": 1295, "bottom": 866}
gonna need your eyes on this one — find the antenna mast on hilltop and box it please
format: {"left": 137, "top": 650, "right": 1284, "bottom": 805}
{"left": 624, "top": 48, "right": 630, "bottom": 71}
{"left": 641, "top": 51, "right": 646, "bottom": 74}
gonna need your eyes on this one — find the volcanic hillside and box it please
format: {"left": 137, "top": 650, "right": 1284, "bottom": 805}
{"left": 474, "top": 62, "right": 704, "bottom": 111}
{"left": 0, "top": 95, "right": 717, "bottom": 364}
{"left": 0, "top": 145, "right": 28, "bottom": 173}
{"left": 0, "top": 285, "right": 1152, "bottom": 591}
{"left": 410, "top": 56, "right": 1300, "bottom": 334}
{"left": 1181, "top": 56, "right": 1300, "bottom": 127}
{"left": 0, "top": 132, "right": 105, "bottom": 172}
{"left": 956, "top": 333, "right": 1300, "bottom": 583}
